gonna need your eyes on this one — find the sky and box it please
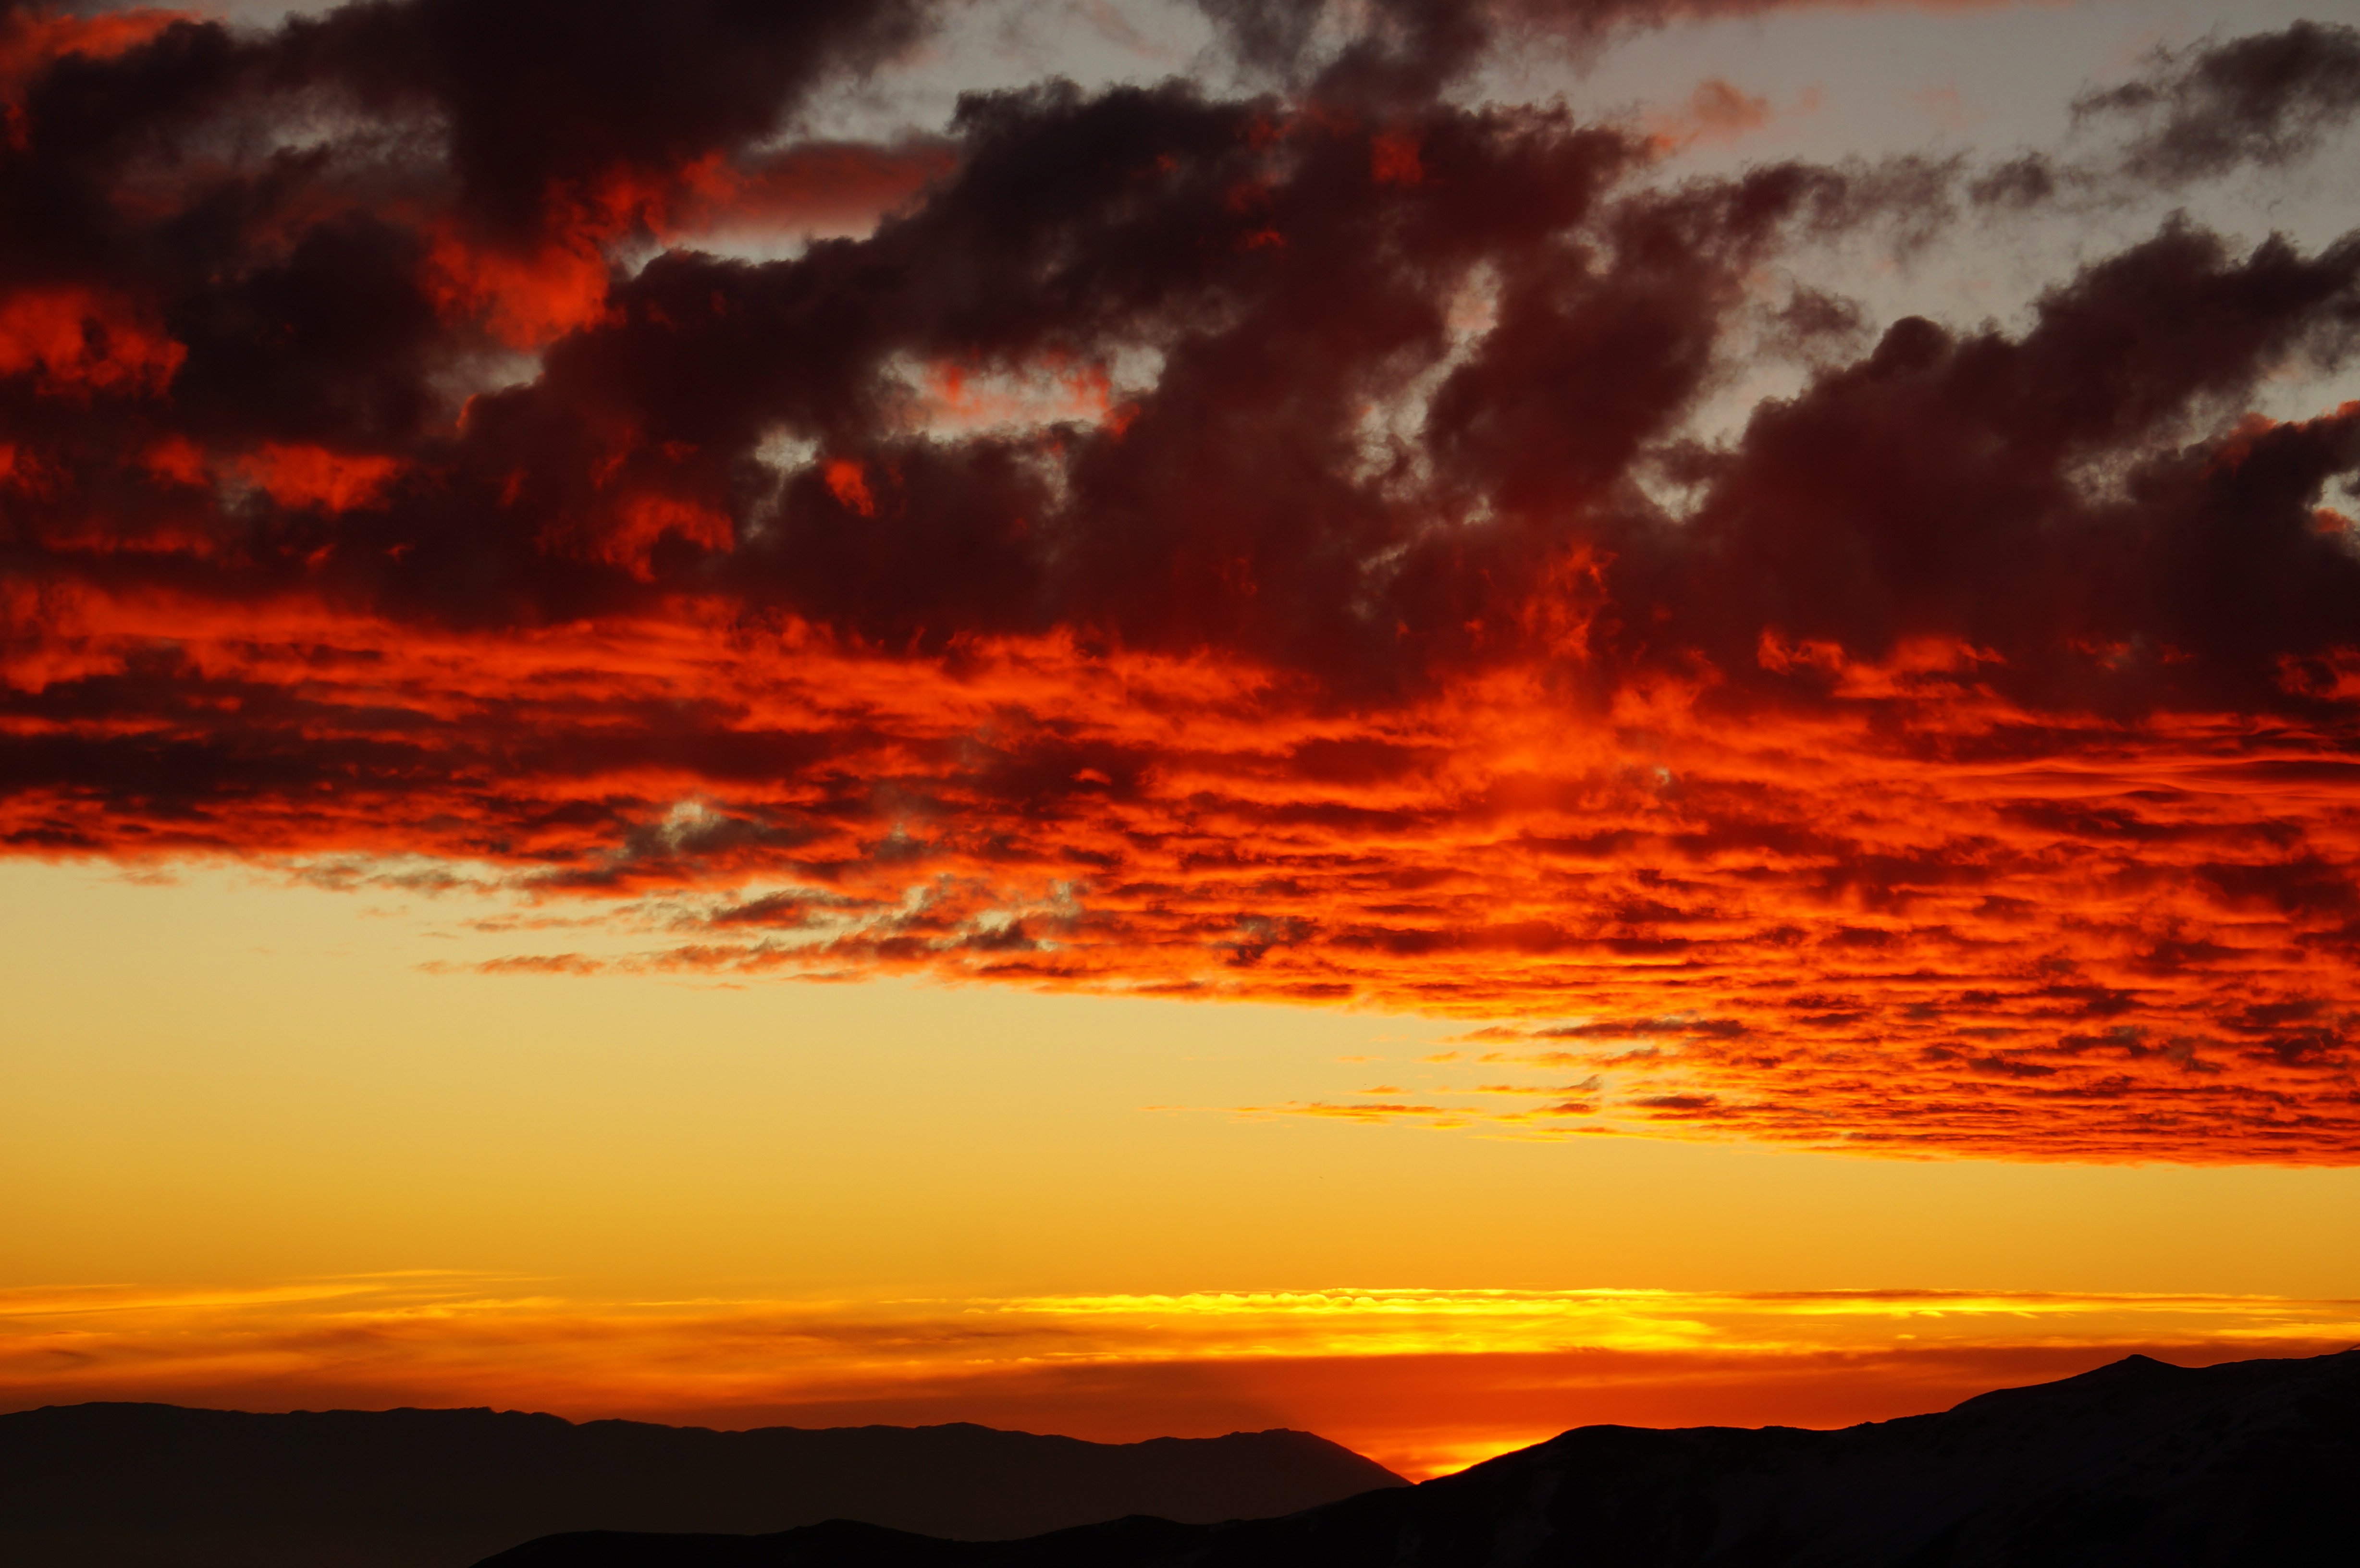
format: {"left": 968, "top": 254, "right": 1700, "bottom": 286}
{"left": 4, "top": 0, "right": 2360, "bottom": 1481}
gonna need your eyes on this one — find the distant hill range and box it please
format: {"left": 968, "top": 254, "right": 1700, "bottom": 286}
{"left": 482, "top": 1348, "right": 2360, "bottom": 1568}
{"left": 0, "top": 1406, "right": 1404, "bottom": 1568}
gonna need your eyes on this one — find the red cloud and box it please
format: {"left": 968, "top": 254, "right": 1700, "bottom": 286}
{"left": 10, "top": 585, "right": 2360, "bottom": 1160}
{"left": 236, "top": 444, "right": 404, "bottom": 512}
{"left": 5, "top": 9, "right": 2360, "bottom": 1160}
{"left": 0, "top": 5, "right": 184, "bottom": 95}
{"left": 0, "top": 287, "right": 183, "bottom": 397}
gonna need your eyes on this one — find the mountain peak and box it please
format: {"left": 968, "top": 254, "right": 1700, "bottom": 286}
{"left": 475, "top": 1347, "right": 2360, "bottom": 1568}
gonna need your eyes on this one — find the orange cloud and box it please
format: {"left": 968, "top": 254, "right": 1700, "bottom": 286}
{"left": 8, "top": 586, "right": 2360, "bottom": 1161}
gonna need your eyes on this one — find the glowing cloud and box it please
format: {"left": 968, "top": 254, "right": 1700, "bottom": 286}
{"left": 5, "top": 5, "right": 2360, "bottom": 1161}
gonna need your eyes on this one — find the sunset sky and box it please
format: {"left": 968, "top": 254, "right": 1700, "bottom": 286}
{"left": 5, "top": 0, "right": 2360, "bottom": 1481}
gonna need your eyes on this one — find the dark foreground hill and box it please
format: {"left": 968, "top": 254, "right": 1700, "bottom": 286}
{"left": 483, "top": 1348, "right": 2360, "bottom": 1568}
{"left": 0, "top": 1405, "right": 1404, "bottom": 1568}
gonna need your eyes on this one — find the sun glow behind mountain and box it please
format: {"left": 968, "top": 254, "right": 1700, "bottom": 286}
{"left": 10, "top": 1271, "right": 2358, "bottom": 1479}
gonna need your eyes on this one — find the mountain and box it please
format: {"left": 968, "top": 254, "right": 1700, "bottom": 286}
{"left": 0, "top": 1406, "right": 1404, "bottom": 1568}
{"left": 479, "top": 1347, "right": 2360, "bottom": 1568}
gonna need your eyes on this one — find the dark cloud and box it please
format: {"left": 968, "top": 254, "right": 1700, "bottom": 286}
{"left": 1193, "top": 0, "right": 1868, "bottom": 99}
{"left": 276, "top": 0, "right": 935, "bottom": 229}
{"left": 1199, "top": 0, "right": 1494, "bottom": 103}
{"left": 1629, "top": 220, "right": 2360, "bottom": 711}
{"left": 2078, "top": 20, "right": 2360, "bottom": 184}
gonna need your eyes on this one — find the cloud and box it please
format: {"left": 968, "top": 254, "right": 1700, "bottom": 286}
{"left": 1192, "top": 0, "right": 2038, "bottom": 103}
{"left": 5, "top": 9, "right": 2360, "bottom": 1158}
{"left": 270, "top": 0, "right": 936, "bottom": 229}
{"left": 2077, "top": 20, "right": 2360, "bottom": 185}
{"left": 1646, "top": 77, "right": 1776, "bottom": 149}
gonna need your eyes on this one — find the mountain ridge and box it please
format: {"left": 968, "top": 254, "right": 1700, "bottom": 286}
{"left": 479, "top": 1347, "right": 2360, "bottom": 1568}
{"left": 0, "top": 1403, "right": 1405, "bottom": 1568}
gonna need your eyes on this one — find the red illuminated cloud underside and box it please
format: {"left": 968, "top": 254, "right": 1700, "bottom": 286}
{"left": 6, "top": 4, "right": 2360, "bottom": 1159}
{"left": 12, "top": 590, "right": 2360, "bottom": 1162}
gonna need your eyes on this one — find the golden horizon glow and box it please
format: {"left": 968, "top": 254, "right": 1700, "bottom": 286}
{"left": 8, "top": 0, "right": 2360, "bottom": 1507}
{"left": 11, "top": 856, "right": 2360, "bottom": 1473}
{"left": 7, "top": 1272, "right": 2355, "bottom": 1478}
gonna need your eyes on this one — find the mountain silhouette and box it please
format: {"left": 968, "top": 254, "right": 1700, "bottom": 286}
{"left": 0, "top": 1406, "right": 1403, "bottom": 1568}
{"left": 479, "top": 1348, "right": 2360, "bottom": 1567}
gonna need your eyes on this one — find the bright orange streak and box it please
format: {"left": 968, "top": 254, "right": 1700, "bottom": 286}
{"left": 3, "top": 1277, "right": 2349, "bottom": 1478}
